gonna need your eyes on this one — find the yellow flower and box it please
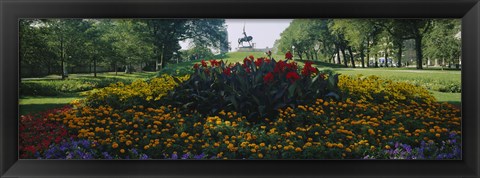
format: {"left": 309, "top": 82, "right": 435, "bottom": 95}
{"left": 258, "top": 153, "right": 264, "bottom": 158}
{"left": 337, "top": 143, "right": 344, "bottom": 148}
{"left": 112, "top": 142, "right": 118, "bottom": 149}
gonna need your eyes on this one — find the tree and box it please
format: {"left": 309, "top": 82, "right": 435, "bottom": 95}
{"left": 332, "top": 19, "right": 382, "bottom": 68}
{"left": 20, "top": 20, "right": 58, "bottom": 77}
{"left": 136, "top": 19, "right": 226, "bottom": 70}
{"left": 46, "top": 19, "right": 91, "bottom": 79}
{"left": 378, "top": 19, "right": 433, "bottom": 69}
{"left": 423, "top": 19, "right": 461, "bottom": 68}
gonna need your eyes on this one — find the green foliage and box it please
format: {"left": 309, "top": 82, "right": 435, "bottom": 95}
{"left": 423, "top": 20, "right": 461, "bottom": 66}
{"left": 20, "top": 19, "right": 227, "bottom": 78}
{"left": 161, "top": 56, "right": 340, "bottom": 123}
{"left": 181, "top": 45, "right": 215, "bottom": 61}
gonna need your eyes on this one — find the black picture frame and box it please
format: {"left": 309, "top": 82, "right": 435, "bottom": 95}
{"left": 1, "top": 0, "right": 479, "bottom": 177}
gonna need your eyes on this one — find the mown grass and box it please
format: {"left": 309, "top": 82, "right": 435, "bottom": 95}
{"left": 19, "top": 93, "right": 81, "bottom": 115}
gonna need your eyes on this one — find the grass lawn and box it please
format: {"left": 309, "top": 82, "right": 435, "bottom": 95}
{"left": 19, "top": 93, "right": 81, "bottom": 115}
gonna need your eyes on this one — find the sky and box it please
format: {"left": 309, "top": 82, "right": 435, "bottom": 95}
{"left": 180, "top": 19, "right": 293, "bottom": 51}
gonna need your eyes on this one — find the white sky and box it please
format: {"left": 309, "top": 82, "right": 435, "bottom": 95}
{"left": 180, "top": 19, "right": 293, "bottom": 51}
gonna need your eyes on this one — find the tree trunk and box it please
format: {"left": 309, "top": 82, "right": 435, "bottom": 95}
{"left": 154, "top": 49, "right": 158, "bottom": 71}
{"left": 348, "top": 47, "right": 356, "bottom": 68}
{"left": 360, "top": 49, "right": 365, "bottom": 68}
{"left": 297, "top": 51, "right": 303, "bottom": 60}
{"left": 366, "top": 48, "right": 370, "bottom": 68}
{"left": 161, "top": 47, "right": 167, "bottom": 69}
{"left": 93, "top": 57, "right": 97, "bottom": 77}
{"left": 375, "top": 54, "right": 378, "bottom": 68}
{"left": 114, "top": 62, "right": 118, "bottom": 75}
{"left": 341, "top": 47, "right": 348, "bottom": 67}
{"left": 415, "top": 36, "right": 423, "bottom": 69}
{"left": 396, "top": 44, "right": 402, "bottom": 67}
{"left": 60, "top": 40, "right": 65, "bottom": 80}
{"left": 384, "top": 48, "right": 388, "bottom": 67}
{"left": 336, "top": 47, "right": 341, "bottom": 64}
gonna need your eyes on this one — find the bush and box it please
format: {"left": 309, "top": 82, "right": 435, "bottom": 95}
{"left": 338, "top": 75, "right": 437, "bottom": 105}
{"left": 20, "top": 78, "right": 137, "bottom": 96}
{"left": 20, "top": 82, "right": 63, "bottom": 96}
{"left": 83, "top": 75, "right": 189, "bottom": 109}
{"left": 161, "top": 57, "right": 340, "bottom": 123}
{"left": 156, "top": 66, "right": 194, "bottom": 77}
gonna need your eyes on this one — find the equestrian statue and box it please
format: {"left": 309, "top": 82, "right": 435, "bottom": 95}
{"left": 238, "top": 24, "right": 253, "bottom": 48}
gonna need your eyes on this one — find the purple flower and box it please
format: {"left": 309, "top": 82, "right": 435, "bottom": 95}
{"left": 140, "top": 154, "right": 149, "bottom": 160}
{"left": 66, "top": 153, "right": 73, "bottom": 159}
{"left": 102, "top": 152, "right": 113, "bottom": 159}
{"left": 181, "top": 153, "right": 190, "bottom": 159}
{"left": 171, "top": 153, "right": 178, "bottom": 159}
{"left": 82, "top": 153, "right": 93, "bottom": 159}
{"left": 131, "top": 148, "right": 138, "bottom": 155}
{"left": 194, "top": 153, "right": 206, "bottom": 159}
{"left": 80, "top": 140, "right": 90, "bottom": 148}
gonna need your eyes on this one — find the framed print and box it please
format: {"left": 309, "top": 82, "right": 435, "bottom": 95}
{"left": 1, "top": 0, "right": 480, "bottom": 177}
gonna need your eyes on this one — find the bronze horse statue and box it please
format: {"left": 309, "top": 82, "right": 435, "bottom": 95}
{"left": 238, "top": 25, "right": 253, "bottom": 47}
{"left": 238, "top": 36, "right": 253, "bottom": 45}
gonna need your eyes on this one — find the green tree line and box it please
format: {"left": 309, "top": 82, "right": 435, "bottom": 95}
{"left": 20, "top": 19, "right": 227, "bottom": 78}
{"left": 275, "top": 19, "right": 461, "bottom": 69}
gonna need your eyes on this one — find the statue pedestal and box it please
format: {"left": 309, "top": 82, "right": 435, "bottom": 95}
{"left": 237, "top": 47, "right": 254, "bottom": 52}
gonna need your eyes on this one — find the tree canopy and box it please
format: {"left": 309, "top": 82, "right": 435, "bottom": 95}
{"left": 20, "top": 19, "right": 227, "bottom": 78}
{"left": 276, "top": 19, "right": 461, "bottom": 69}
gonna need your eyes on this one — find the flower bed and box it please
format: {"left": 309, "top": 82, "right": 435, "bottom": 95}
{"left": 19, "top": 54, "right": 462, "bottom": 159}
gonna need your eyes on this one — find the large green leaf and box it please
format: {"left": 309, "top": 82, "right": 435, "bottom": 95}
{"left": 288, "top": 83, "right": 297, "bottom": 98}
